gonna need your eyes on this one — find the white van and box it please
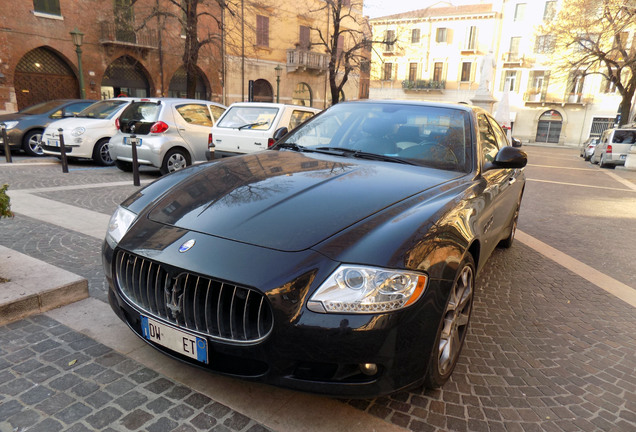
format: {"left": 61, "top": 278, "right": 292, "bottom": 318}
{"left": 208, "top": 102, "right": 320, "bottom": 158}
{"left": 591, "top": 127, "right": 636, "bottom": 168}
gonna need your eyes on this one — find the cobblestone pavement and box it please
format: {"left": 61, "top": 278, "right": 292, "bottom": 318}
{"left": 2, "top": 154, "right": 636, "bottom": 431}
{"left": 0, "top": 315, "right": 271, "bottom": 432}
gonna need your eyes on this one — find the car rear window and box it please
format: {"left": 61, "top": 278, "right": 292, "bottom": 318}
{"left": 216, "top": 106, "right": 279, "bottom": 130}
{"left": 118, "top": 102, "right": 162, "bottom": 134}
{"left": 612, "top": 130, "right": 636, "bottom": 144}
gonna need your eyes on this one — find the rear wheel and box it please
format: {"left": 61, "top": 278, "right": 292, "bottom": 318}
{"left": 22, "top": 130, "right": 44, "bottom": 156}
{"left": 115, "top": 160, "right": 133, "bottom": 172}
{"left": 424, "top": 254, "right": 475, "bottom": 389}
{"left": 92, "top": 139, "right": 115, "bottom": 166}
{"left": 599, "top": 153, "right": 614, "bottom": 169}
{"left": 160, "top": 148, "right": 190, "bottom": 175}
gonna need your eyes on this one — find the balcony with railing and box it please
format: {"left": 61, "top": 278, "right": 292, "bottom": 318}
{"left": 286, "top": 49, "right": 329, "bottom": 74}
{"left": 502, "top": 52, "right": 524, "bottom": 67}
{"left": 402, "top": 80, "right": 446, "bottom": 91}
{"left": 99, "top": 22, "right": 158, "bottom": 50}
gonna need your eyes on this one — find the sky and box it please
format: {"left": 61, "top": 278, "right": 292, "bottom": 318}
{"left": 363, "top": 0, "right": 488, "bottom": 19}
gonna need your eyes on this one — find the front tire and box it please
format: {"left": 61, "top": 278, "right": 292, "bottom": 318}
{"left": 499, "top": 200, "right": 520, "bottom": 249}
{"left": 424, "top": 254, "right": 475, "bottom": 389}
{"left": 22, "top": 130, "right": 44, "bottom": 156}
{"left": 160, "top": 148, "right": 190, "bottom": 175}
{"left": 93, "top": 139, "right": 115, "bottom": 166}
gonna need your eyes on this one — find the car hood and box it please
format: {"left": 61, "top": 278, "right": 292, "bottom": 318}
{"left": 45, "top": 117, "right": 109, "bottom": 131}
{"left": 0, "top": 112, "right": 30, "bottom": 122}
{"left": 146, "top": 151, "right": 461, "bottom": 252}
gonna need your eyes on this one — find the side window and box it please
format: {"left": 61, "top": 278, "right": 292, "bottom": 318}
{"left": 209, "top": 105, "right": 226, "bottom": 123}
{"left": 487, "top": 116, "right": 509, "bottom": 147}
{"left": 478, "top": 114, "right": 499, "bottom": 163}
{"left": 176, "top": 104, "right": 213, "bottom": 127}
{"left": 289, "top": 110, "right": 315, "bottom": 130}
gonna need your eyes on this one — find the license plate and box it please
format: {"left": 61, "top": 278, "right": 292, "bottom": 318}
{"left": 123, "top": 137, "right": 142, "bottom": 146}
{"left": 620, "top": 155, "right": 626, "bottom": 160}
{"left": 141, "top": 316, "right": 208, "bottom": 364}
{"left": 48, "top": 139, "right": 60, "bottom": 147}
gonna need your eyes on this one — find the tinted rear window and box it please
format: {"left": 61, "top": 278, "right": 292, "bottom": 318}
{"left": 119, "top": 102, "right": 162, "bottom": 134}
{"left": 612, "top": 130, "right": 636, "bottom": 144}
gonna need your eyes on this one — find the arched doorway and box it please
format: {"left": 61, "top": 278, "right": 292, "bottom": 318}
{"left": 253, "top": 79, "right": 273, "bottom": 102}
{"left": 101, "top": 56, "right": 150, "bottom": 99}
{"left": 168, "top": 66, "right": 210, "bottom": 100}
{"left": 536, "top": 110, "right": 562, "bottom": 143}
{"left": 14, "top": 47, "right": 79, "bottom": 110}
{"left": 292, "top": 82, "right": 312, "bottom": 106}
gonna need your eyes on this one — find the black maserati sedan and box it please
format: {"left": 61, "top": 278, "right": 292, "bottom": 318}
{"left": 103, "top": 100, "right": 527, "bottom": 398}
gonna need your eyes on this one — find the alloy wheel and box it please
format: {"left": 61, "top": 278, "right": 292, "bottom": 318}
{"left": 437, "top": 265, "right": 473, "bottom": 376}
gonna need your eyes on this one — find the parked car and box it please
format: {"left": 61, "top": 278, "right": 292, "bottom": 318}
{"left": 579, "top": 137, "right": 599, "bottom": 161}
{"left": 0, "top": 99, "right": 96, "bottom": 156}
{"left": 41, "top": 98, "right": 135, "bottom": 166}
{"left": 209, "top": 102, "right": 320, "bottom": 158}
{"left": 109, "top": 98, "right": 226, "bottom": 175}
{"left": 590, "top": 127, "right": 636, "bottom": 168}
{"left": 103, "top": 100, "right": 527, "bottom": 397}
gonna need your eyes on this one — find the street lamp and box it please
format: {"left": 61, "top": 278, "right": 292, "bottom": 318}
{"left": 70, "top": 28, "right": 86, "bottom": 99}
{"left": 274, "top": 64, "right": 282, "bottom": 103}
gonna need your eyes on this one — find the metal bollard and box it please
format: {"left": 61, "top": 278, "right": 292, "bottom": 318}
{"left": 129, "top": 125, "right": 140, "bottom": 187}
{"left": 1, "top": 123, "right": 12, "bottom": 163}
{"left": 58, "top": 128, "right": 69, "bottom": 173}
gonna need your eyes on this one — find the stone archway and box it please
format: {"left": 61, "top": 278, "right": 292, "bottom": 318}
{"left": 535, "top": 110, "right": 563, "bottom": 144}
{"left": 292, "top": 82, "right": 312, "bottom": 107}
{"left": 168, "top": 66, "right": 210, "bottom": 100}
{"left": 14, "top": 47, "right": 79, "bottom": 110}
{"left": 253, "top": 79, "right": 273, "bottom": 102}
{"left": 101, "top": 56, "right": 150, "bottom": 99}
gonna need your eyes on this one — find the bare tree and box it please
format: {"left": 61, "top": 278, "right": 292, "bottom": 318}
{"left": 311, "top": 0, "right": 371, "bottom": 105}
{"left": 541, "top": 0, "right": 636, "bottom": 125}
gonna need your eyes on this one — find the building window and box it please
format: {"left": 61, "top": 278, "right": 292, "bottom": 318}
{"left": 504, "top": 70, "right": 517, "bottom": 91}
{"left": 601, "top": 75, "right": 618, "bottom": 93}
{"left": 508, "top": 37, "right": 521, "bottom": 61}
{"left": 460, "top": 62, "right": 472, "bottom": 82}
{"left": 464, "top": 26, "right": 477, "bottom": 50}
{"left": 527, "top": 71, "right": 548, "bottom": 101}
{"left": 411, "top": 28, "right": 421, "bottom": 44}
{"left": 337, "top": 34, "right": 344, "bottom": 59}
{"left": 436, "top": 28, "right": 447, "bottom": 43}
{"left": 256, "top": 15, "right": 269, "bottom": 47}
{"left": 409, "top": 63, "right": 418, "bottom": 81}
{"left": 383, "top": 30, "right": 395, "bottom": 52}
{"left": 514, "top": 3, "right": 526, "bottom": 21}
{"left": 433, "top": 62, "right": 444, "bottom": 81}
{"left": 33, "top": 0, "right": 61, "bottom": 15}
{"left": 567, "top": 71, "right": 585, "bottom": 102}
{"left": 535, "top": 35, "right": 555, "bottom": 53}
{"left": 383, "top": 62, "right": 393, "bottom": 80}
{"left": 299, "top": 25, "right": 310, "bottom": 49}
{"left": 543, "top": 1, "right": 556, "bottom": 21}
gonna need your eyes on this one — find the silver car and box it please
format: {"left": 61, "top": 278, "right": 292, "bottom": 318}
{"left": 590, "top": 128, "right": 636, "bottom": 168}
{"left": 579, "top": 137, "right": 599, "bottom": 161}
{"left": 109, "top": 98, "right": 226, "bottom": 174}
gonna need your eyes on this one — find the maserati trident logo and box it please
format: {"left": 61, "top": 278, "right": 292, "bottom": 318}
{"left": 179, "top": 239, "right": 196, "bottom": 253}
{"left": 165, "top": 280, "right": 184, "bottom": 320}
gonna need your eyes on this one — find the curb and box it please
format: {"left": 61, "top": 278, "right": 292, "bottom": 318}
{"left": 0, "top": 245, "right": 88, "bottom": 325}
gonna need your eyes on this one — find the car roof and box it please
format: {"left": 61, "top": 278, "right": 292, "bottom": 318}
{"left": 126, "top": 98, "right": 226, "bottom": 107}
{"left": 339, "top": 99, "right": 480, "bottom": 114}
{"left": 226, "top": 102, "right": 320, "bottom": 111}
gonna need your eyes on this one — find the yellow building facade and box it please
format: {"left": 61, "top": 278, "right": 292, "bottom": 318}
{"left": 222, "top": 0, "right": 366, "bottom": 108}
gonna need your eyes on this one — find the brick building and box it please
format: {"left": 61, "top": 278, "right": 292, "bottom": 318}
{"left": 0, "top": 0, "right": 224, "bottom": 114}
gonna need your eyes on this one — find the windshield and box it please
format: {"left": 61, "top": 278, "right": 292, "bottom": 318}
{"left": 280, "top": 102, "right": 473, "bottom": 172}
{"left": 78, "top": 100, "right": 129, "bottom": 119}
{"left": 20, "top": 100, "right": 65, "bottom": 115}
{"left": 216, "top": 106, "right": 279, "bottom": 130}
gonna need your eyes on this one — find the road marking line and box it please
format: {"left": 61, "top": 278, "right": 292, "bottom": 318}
{"left": 603, "top": 170, "right": 636, "bottom": 191}
{"left": 527, "top": 164, "right": 596, "bottom": 171}
{"left": 526, "top": 178, "right": 636, "bottom": 192}
{"left": 517, "top": 230, "right": 636, "bottom": 308}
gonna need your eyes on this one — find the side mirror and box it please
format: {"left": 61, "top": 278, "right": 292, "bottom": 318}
{"left": 485, "top": 146, "right": 527, "bottom": 171}
{"left": 273, "top": 127, "right": 288, "bottom": 141}
{"left": 511, "top": 137, "right": 522, "bottom": 147}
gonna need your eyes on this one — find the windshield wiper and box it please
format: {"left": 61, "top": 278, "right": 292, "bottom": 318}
{"left": 315, "top": 147, "right": 417, "bottom": 165}
{"left": 276, "top": 142, "right": 306, "bottom": 151}
{"left": 238, "top": 121, "right": 268, "bottom": 130}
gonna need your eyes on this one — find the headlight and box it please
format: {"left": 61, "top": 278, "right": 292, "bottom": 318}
{"left": 71, "top": 127, "right": 86, "bottom": 137}
{"left": 105, "top": 206, "right": 137, "bottom": 247}
{"left": 2, "top": 121, "right": 18, "bottom": 130}
{"left": 307, "top": 265, "right": 427, "bottom": 314}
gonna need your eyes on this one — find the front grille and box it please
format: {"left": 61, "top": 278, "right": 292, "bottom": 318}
{"left": 114, "top": 250, "right": 273, "bottom": 343}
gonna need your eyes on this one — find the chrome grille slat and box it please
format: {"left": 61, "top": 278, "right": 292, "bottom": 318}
{"left": 114, "top": 251, "right": 273, "bottom": 343}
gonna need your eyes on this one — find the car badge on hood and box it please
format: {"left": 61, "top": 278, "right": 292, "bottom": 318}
{"left": 178, "top": 239, "right": 196, "bottom": 253}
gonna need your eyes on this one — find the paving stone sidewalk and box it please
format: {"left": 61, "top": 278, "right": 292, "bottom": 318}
{"left": 0, "top": 315, "right": 271, "bottom": 432}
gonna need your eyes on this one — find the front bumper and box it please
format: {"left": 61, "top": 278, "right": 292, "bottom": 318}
{"left": 102, "top": 226, "right": 447, "bottom": 398}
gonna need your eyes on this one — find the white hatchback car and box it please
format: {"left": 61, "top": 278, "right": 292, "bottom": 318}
{"left": 41, "top": 98, "right": 135, "bottom": 165}
{"left": 209, "top": 102, "right": 320, "bottom": 158}
{"left": 109, "top": 98, "right": 226, "bottom": 174}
